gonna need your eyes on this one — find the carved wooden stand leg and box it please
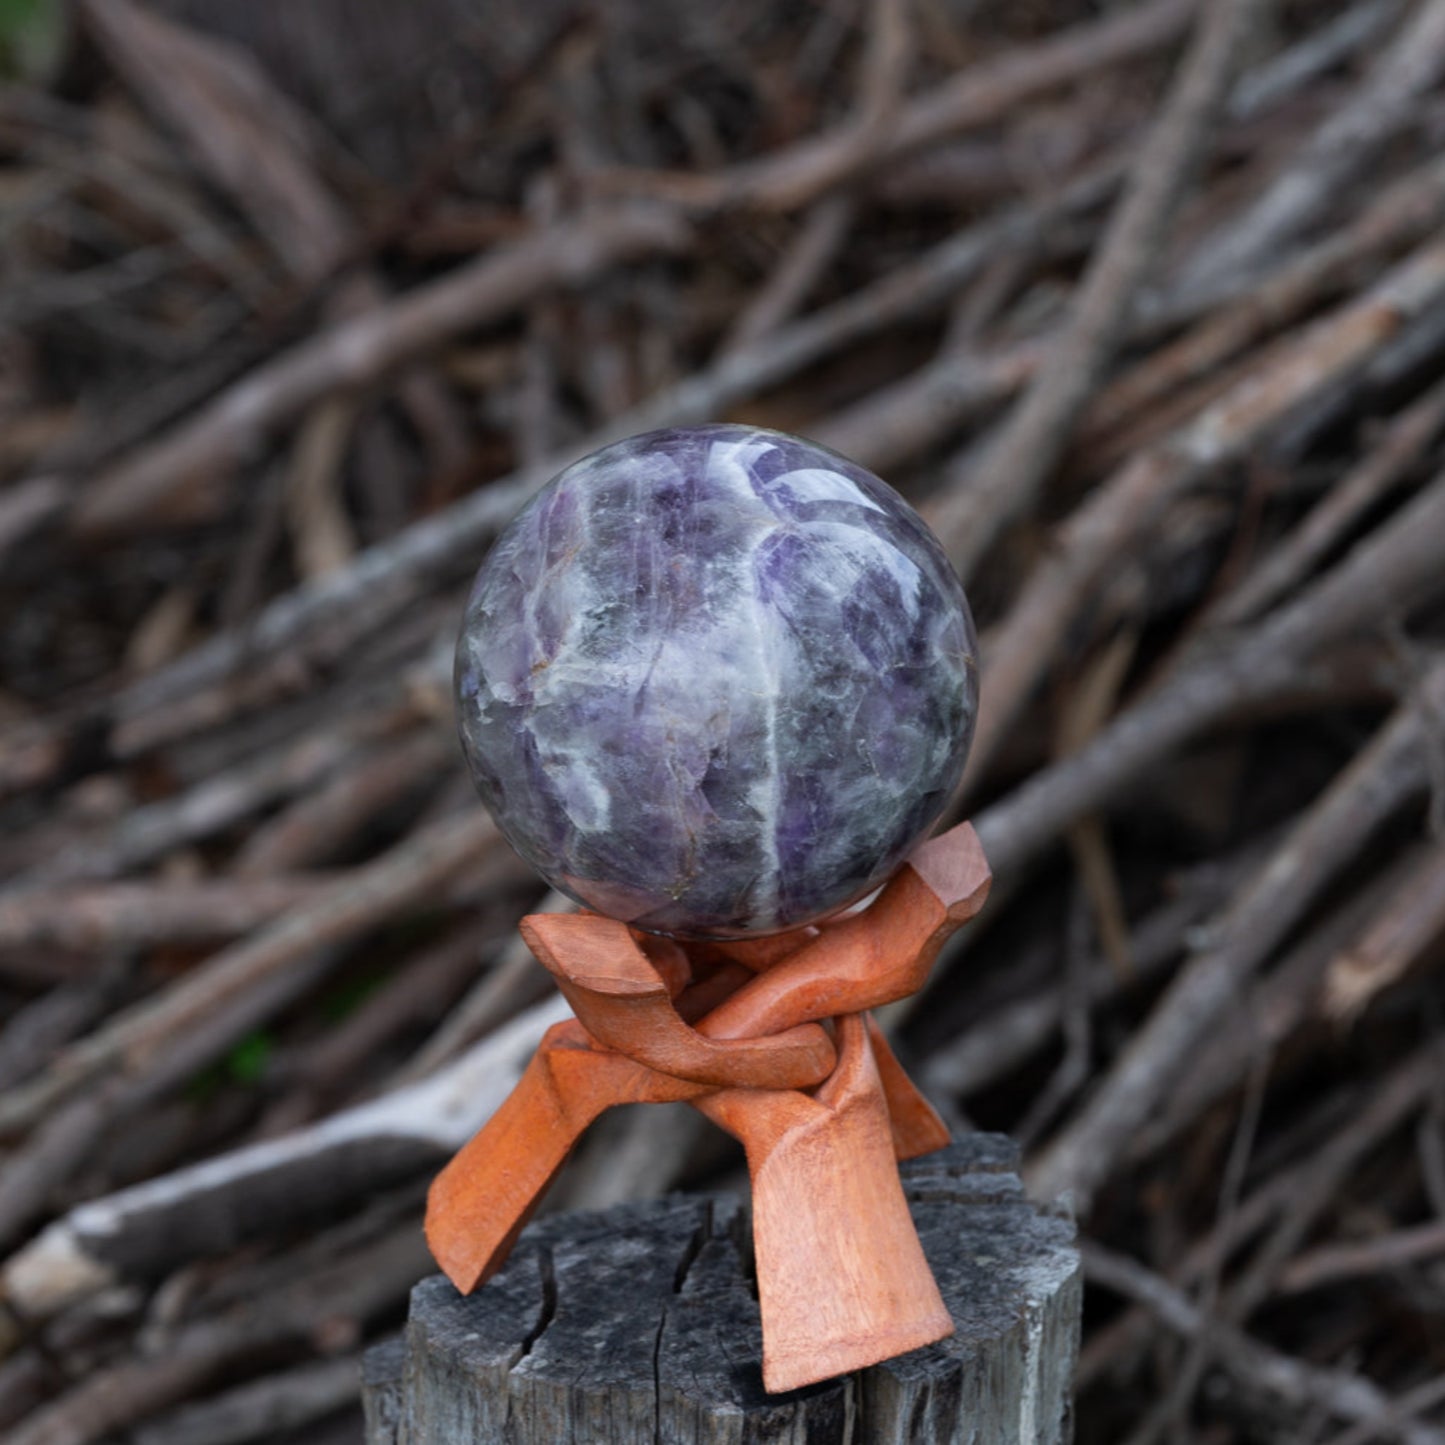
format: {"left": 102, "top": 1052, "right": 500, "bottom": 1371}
{"left": 698, "top": 1015, "right": 952, "bottom": 1392}
{"left": 425, "top": 822, "right": 992, "bottom": 1394}
{"left": 426, "top": 1022, "right": 706, "bottom": 1294}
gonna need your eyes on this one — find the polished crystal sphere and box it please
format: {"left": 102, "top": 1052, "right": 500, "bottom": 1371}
{"left": 455, "top": 424, "right": 978, "bottom": 938}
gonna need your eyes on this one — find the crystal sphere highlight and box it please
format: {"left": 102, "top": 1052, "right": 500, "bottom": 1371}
{"left": 455, "top": 424, "right": 978, "bottom": 938}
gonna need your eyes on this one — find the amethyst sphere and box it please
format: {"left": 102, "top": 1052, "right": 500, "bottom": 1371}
{"left": 455, "top": 424, "right": 978, "bottom": 938}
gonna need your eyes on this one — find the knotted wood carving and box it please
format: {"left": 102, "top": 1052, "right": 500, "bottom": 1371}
{"left": 425, "top": 821, "right": 990, "bottom": 1394}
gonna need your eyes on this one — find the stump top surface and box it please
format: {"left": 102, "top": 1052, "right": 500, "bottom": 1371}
{"left": 369, "top": 1135, "right": 1080, "bottom": 1444}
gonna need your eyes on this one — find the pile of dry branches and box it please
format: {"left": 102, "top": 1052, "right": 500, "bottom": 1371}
{"left": 3, "top": 0, "right": 1445, "bottom": 1440}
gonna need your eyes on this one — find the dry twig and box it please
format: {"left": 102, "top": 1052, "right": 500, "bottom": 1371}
{"left": 929, "top": 0, "right": 1263, "bottom": 580}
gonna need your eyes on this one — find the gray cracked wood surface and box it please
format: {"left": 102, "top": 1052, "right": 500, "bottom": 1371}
{"left": 363, "top": 1134, "right": 1080, "bottom": 1443}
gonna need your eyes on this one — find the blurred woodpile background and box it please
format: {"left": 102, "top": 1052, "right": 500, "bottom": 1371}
{"left": 3, "top": 0, "right": 1445, "bottom": 1439}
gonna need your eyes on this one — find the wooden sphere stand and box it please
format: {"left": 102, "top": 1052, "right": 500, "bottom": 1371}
{"left": 424, "top": 822, "right": 992, "bottom": 1396}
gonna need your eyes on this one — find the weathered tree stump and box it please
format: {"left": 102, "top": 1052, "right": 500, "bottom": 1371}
{"left": 363, "top": 1134, "right": 1079, "bottom": 1444}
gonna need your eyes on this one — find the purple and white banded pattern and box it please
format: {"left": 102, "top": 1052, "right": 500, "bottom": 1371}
{"left": 455, "top": 424, "right": 977, "bottom": 937}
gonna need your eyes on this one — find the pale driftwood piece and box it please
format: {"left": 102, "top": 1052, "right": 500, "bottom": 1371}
{"left": 8, "top": 1223, "right": 431, "bottom": 1445}
{"left": 365, "top": 1136, "right": 1080, "bottom": 1444}
{"left": 0, "top": 995, "right": 571, "bottom": 1328}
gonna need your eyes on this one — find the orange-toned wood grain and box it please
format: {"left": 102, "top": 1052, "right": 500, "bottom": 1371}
{"left": 521, "top": 911, "right": 839, "bottom": 1089}
{"left": 425, "top": 1019, "right": 710, "bottom": 1292}
{"left": 425, "top": 820, "right": 991, "bottom": 1391}
{"left": 697, "top": 1013, "right": 953, "bottom": 1393}
{"left": 867, "top": 1014, "right": 952, "bottom": 1159}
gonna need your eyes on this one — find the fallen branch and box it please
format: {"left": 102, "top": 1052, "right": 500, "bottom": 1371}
{"left": 0, "top": 877, "right": 336, "bottom": 953}
{"left": 0, "top": 810, "right": 500, "bottom": 1137}
{"left": 1279, "top": 1218, "right": 1445, "bottom": 1295}
{"left": 1213, "top": 372, "right": 1445, "bottom": 626}
{"left": 0, "top": 994, "right": 568, "bottom": 1327}
{"left": 920, "top": 844, "right": 1258, "bottom": 1099}
{"left": 1323, "top": 839, "right": 1445, "bottom": 1022}
{"left": 66, "top": 204, "right": 689, "bottom": 538}
{"left": 972, "top": 469, "right": 1445, "bottom": 888}
{"left": 930, "top": 0, "right": 1263, "bottom": 580}
{"left": 8, "top": 1221, "right": 430, "bottom": 1445}
{"left": 1076, "top": 1045, "right": 1442, "bottom": 1392}
{"left": 593, "top": 0, "right": 1197, "bottom": 213}
{"left": 131, "top": 1353, "right": 363, "bottom": 1445}
{"left": 959, "top": 235, "right": 1445, "bottom": 793}
{"left": 1026, "top": 655, "right": 1445, "bottom": 1212}
{"left": 0, "top": 163, "right": 1115, "bottom": 792}
{"left": 1173, "top": 0, "right": 1445, "bottom": 306}
{"left": 1083, "top": 1240, "right": 1445, "bottom": 1445}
